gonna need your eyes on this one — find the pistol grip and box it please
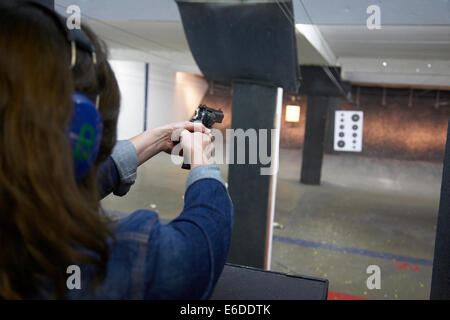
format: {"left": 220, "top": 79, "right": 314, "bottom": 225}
{"left": 180, "top": 120, "right": 203, "bottom": 170}
{"left": 181, "top": 162, "right": 191, "bottom": 170}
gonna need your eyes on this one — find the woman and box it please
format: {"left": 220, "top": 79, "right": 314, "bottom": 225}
{"left": 0, "top": 2, "right": 233, "bottom": 299}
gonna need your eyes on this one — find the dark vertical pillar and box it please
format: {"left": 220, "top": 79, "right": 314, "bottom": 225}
{"left": 430, "top": 120, "right": 450, "bottom": 299}
{"left": 24, "top": 0, "right": 54, "bottom": 9}
{"left": 42, "top": 0, "right": 54, "bottom": 8}
{"left": 227, "top": 80, "right": 282, "bottom": 270}
{"left": 324, "top": 97, "right": 342, "bottom": 154}
{"left": 300, "top": 96, "right": 329, "bottom": 185}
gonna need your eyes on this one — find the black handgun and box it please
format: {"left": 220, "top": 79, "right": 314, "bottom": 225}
{"left": 181, "top": 104, "right": 224, "bottom": 170}
{"left": 191, "top": 104, "right": 224, "bottom": 128}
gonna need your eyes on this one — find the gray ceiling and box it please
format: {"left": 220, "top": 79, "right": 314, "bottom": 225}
{"left": 55, "top": 0, "right": 450, "bottom": 88}
{"left": 320, "top": 25, "right": 450, "bottom": 60}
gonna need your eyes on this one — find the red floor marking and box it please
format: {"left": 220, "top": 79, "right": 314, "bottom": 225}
{"left": 394, "top": 260, "right": 409, "bottom": 270}
{"left": 327, "top": 291, "right": 369, "bottom": 300}
{"left": 394, "top": 260, "right": 422, "bottom": 272}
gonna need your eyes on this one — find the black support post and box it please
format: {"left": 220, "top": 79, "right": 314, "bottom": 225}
{"left": 41, "top": 0, "right": 54, "bottom": 8}
{"left": 300, "top": 96, "right": 330, "bottom": 185}
{"left": 227, "top": 80, "right": 282, "bottom": 269}
{"left": 23, "top": 0, "right": 54, "bottom": 9}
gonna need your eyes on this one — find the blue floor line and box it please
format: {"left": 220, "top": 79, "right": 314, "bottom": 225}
{"left": 273, "top": 235, "right": 433, "bottom": 266}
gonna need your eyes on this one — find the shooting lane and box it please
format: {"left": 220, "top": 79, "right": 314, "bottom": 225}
{"left": 176, "top": 0, "right": 328, "bottom": 299}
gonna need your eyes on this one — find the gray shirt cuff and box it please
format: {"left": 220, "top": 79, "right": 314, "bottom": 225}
{"left": 185, "top": 165, "right": 227, "bottom": 192}
{"left": 110, "top": 140, "right": 138, "bottom": 196}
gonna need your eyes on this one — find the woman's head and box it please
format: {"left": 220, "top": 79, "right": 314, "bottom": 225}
{"left": 0, "top": 2, "right": 120, "bottom": 299}
{"left": 72, "top": 23, "right": 121, "bottom": 163}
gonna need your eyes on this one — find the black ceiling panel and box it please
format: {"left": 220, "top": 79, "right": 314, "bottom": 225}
{"left": 176, "top": 0, "right": 300, "bottom": 93}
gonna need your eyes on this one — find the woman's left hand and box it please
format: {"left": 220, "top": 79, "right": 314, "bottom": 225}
{"left": 129, "top": 121, "right": 210, "bottom": 166}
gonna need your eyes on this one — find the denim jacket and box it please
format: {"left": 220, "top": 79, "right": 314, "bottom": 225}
{"left": 66, "top": 141, "right": 233, "bottom": 299}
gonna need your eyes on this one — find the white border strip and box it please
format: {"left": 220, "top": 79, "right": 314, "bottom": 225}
{"left": 264, "top": 86, "right": 283, "bottom": 270}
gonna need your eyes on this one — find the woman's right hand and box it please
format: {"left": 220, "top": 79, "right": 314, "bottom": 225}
{"left": 179, "top": 129, "right": 214, "bottom": 169}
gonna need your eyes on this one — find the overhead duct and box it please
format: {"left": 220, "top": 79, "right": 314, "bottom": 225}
{"left": 176, "top": 0, "right": 299, "bottom": 93}
{"left": 299, "top": 66, "right": 352, "bottom": 99}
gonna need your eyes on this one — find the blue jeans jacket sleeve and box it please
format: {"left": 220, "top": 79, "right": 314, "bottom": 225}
{"left": 144, "top": 175, "right": 233, "bottom": 299}
{"left": 97, "top": 140, "right": 138, "bottom": 199}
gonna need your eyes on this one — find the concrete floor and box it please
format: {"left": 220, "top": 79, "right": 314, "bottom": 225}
{"left": 101, "top": 148, "right": 442, "bottom": 300}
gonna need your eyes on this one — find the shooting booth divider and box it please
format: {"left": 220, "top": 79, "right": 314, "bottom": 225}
{"left": 430, "top": 119, "right": 450, "bottom": 299}
{"left": 176, "top": 0, "right": 299, "bottom": 270}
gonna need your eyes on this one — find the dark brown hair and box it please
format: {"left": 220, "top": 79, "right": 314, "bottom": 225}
{"left": 0, "top": 3, "right": 121, "bottom": 299}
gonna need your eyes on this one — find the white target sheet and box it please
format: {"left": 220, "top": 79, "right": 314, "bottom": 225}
{"left": 334, "top": 110, "right": 363, "bottom": 152}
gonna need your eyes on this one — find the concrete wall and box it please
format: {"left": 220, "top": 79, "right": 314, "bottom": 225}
{"left": 147, "top": 66, "right": 208, "bottom": 129}
{"left": 109, "top": 60, "right": 208, "bottom": 140}
{"left": 341, "top": 87, "right": 450, "bottom": 162}
{"left": 201, "top": 83, "right": 450, "bottom": 163}
{"left": 110, "top": 60, "right": 450, "bottom": 163}
{"left": 109, "top": 60, "right": 146, "bottom": 140}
